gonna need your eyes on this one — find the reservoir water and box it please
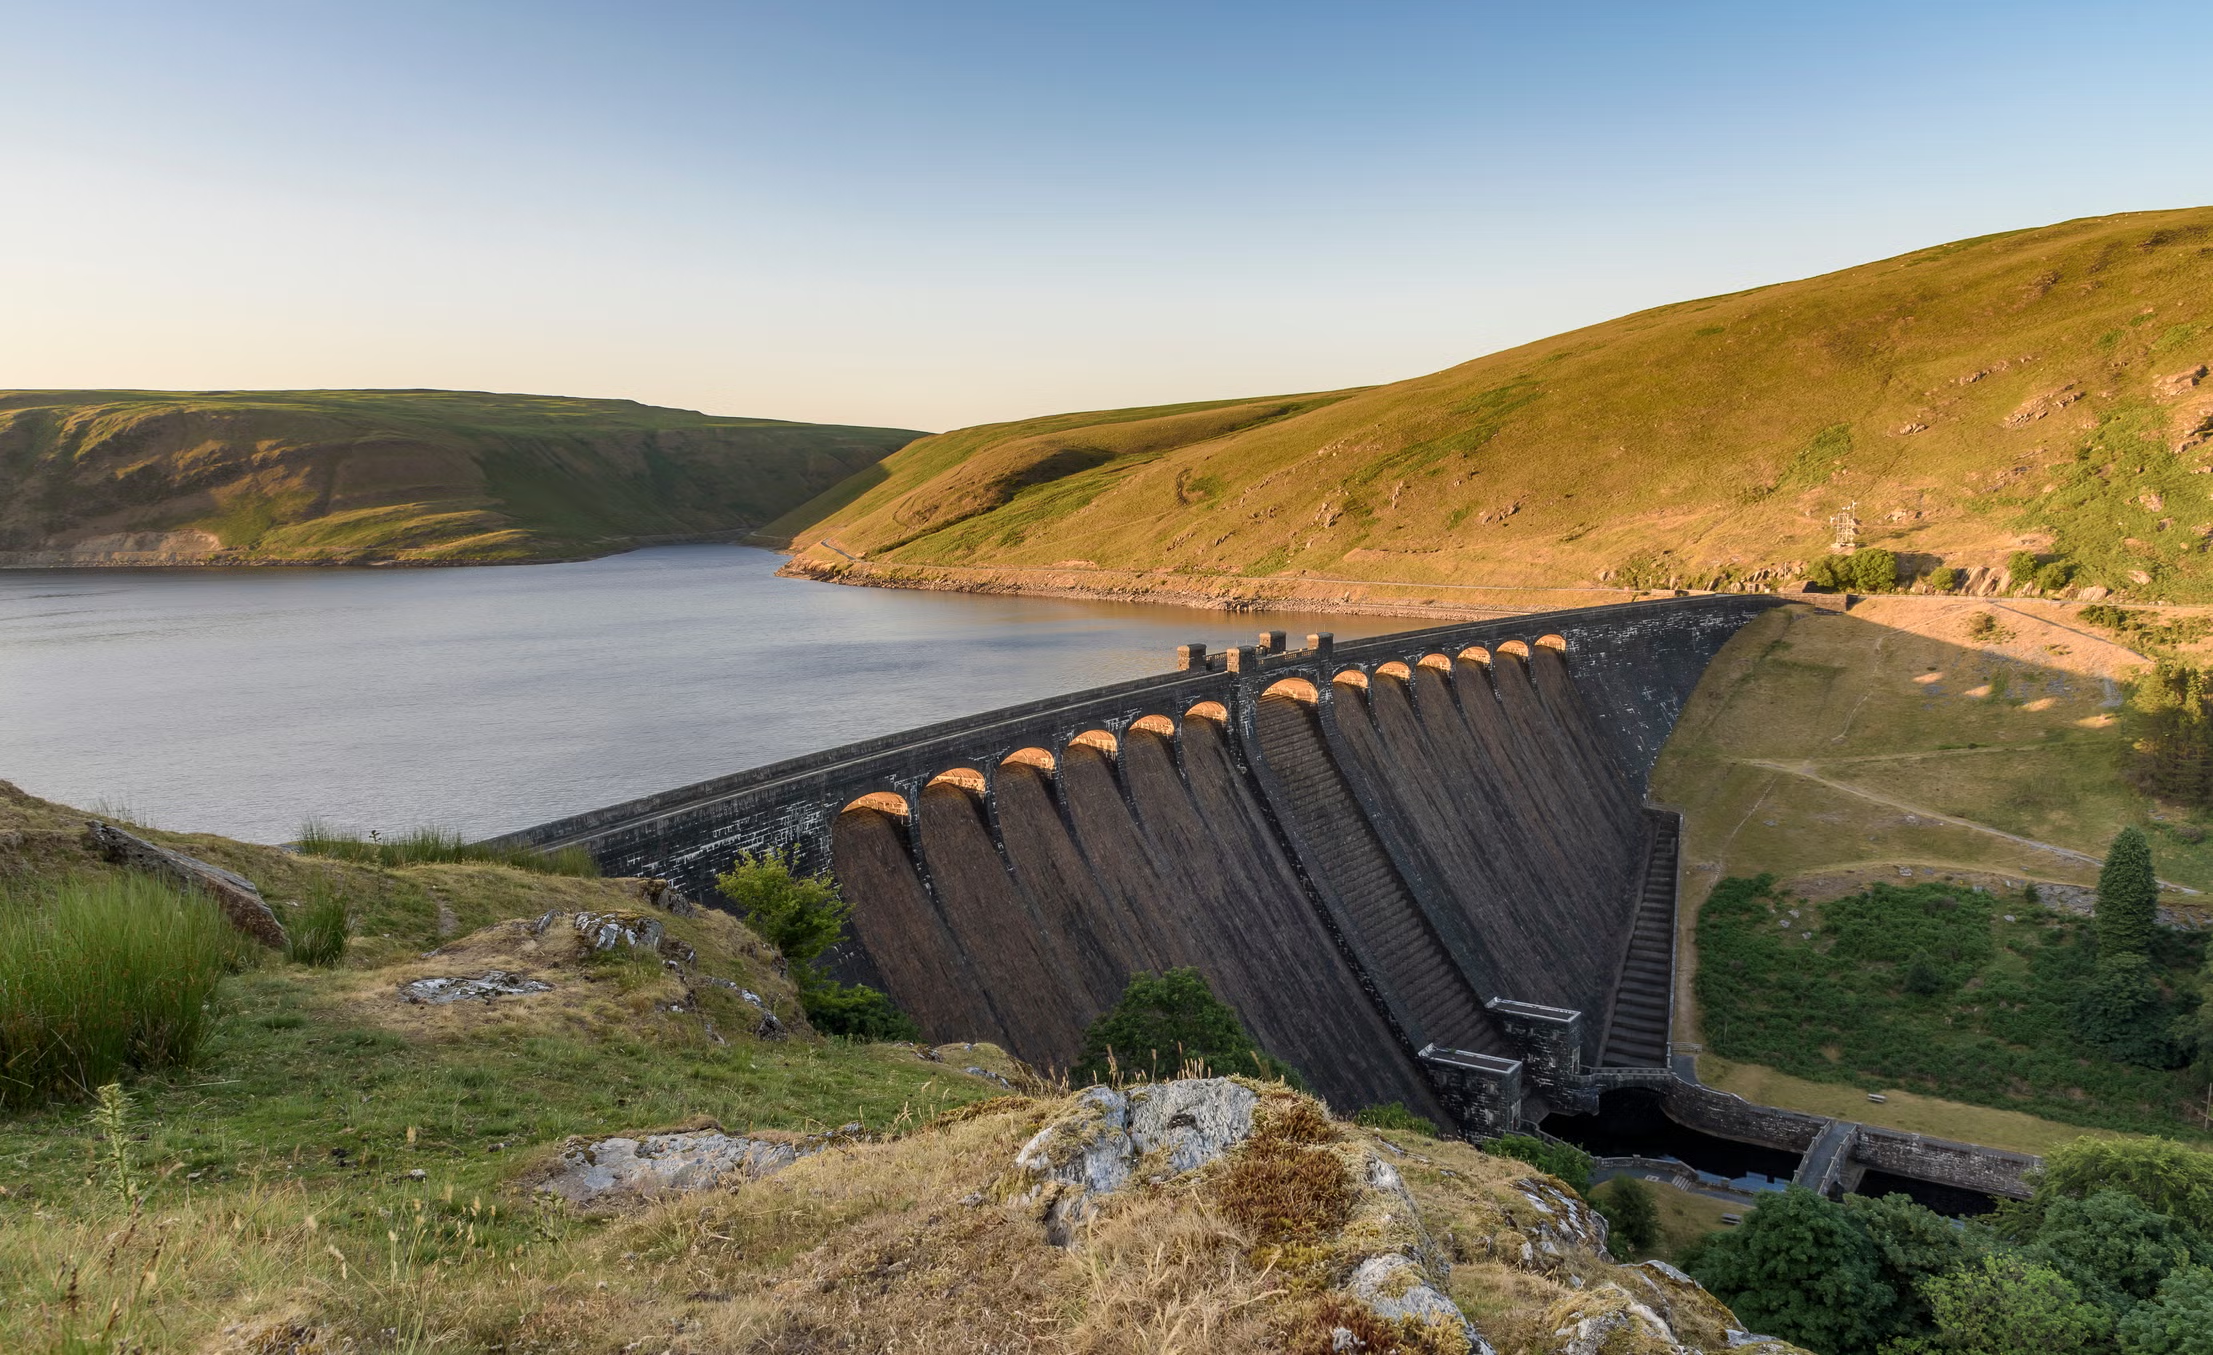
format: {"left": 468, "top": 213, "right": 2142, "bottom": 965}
{"left": 0, "top": 545, "right": 1416, "bottom": 843}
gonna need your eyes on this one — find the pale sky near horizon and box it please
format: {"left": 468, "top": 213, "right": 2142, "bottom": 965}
{"left": 5, "top": 1, "right": 2209, "bottom": 433}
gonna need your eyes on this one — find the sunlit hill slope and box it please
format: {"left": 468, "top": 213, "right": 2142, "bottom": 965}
{"left": 775, "top": 208, "right": 2213, "bottom": 601}
{"left": 0, "top": 389, "right": 923, "bottom": 565}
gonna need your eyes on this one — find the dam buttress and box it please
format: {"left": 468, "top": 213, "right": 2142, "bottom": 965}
{"left": 498, "top": 594, "right": 1781, "bottom": 1130}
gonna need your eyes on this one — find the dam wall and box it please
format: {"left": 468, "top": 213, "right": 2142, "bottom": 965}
{"left": 499, "top": 594, "right": 1784, "bottom": 1124}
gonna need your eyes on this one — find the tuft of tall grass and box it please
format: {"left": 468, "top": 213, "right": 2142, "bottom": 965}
{"left": 285, "top": 876, "right": 352, "bottom": 967}
{"left": 295, "top": 820, "right": 596, "bottom": 877}
{"left": 0, "top": 875, "right": 238, "bottom": 1106}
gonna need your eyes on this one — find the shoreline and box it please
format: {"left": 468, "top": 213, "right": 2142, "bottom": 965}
{"left": 0, "top": 529, "right": 763, "bottom": 572}
{"left": 775, "top": 554, "right": 1651, "bottom": 619}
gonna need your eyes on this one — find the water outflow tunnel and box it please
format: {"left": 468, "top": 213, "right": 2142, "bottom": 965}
{"left": 493, "top": 594, "right": 1788, "bottom": 1132}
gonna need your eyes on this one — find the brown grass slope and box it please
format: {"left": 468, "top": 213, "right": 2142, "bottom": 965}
{"left": 0, "top": 389, "right": 923, "bottom": 565}
{"left": 779, "top": 208, "right": 2213, "bottom": 601}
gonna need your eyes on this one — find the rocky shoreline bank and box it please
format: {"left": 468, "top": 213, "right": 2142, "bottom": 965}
{"left": 775, "top": 554, "right": 1649, "bottom": 620}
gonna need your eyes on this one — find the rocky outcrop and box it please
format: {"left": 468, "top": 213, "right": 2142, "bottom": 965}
{"left": 1009, "top": 1078, "right": 1482, "bottom": 1349}
{"left": 85, "top": 820, "right": 287, "bottom": 947}
{"left": 536, "top": 1125, "right": 859, "bottom": 1207}
{"left": 400, "top": 970, "right": 553, "bottom": 1004}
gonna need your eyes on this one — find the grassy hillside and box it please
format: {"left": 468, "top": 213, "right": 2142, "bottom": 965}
{"left": 777, "top": 208, "right": 2213, "bottom": 602}
{"left": 0, "top": 389, "right": 923, "bottom": 565}
{"left": 0, "top": 782, "right": 1792, "bottom": 1352}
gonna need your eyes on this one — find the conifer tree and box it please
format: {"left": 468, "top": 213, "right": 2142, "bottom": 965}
{"left": 2096, "top": 827, "right": 2158, "bottom": 960}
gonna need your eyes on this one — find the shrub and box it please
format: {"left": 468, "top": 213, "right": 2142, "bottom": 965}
{"left": 1916, "top": 1254, "right": 2113, "bottom": 1355}
{"left": 798, "top": 978, "right": 919, "bottom": 1041}
{"left": 284, "top": 876, "right": 351, "bottom": 967}
{"left": 2032, "top": 1137, "right": 2213, "bottom": 1239}
{"left": 2117, "top": 1265, "right": 2213, "bottom": 1355}
{"left": 1848, "top": 547, "right": 1900, "bottom": 593}
{"left": 714, "top": 853, "right": 918, "bottom": 1041}
{"left": 1482, "top": 1134, "right": 1592, "bottom": 1194}
{"left": 1904, "top": 950, "right": 1947, "bottom": 996}
{"left": 2030, "top": 1187, "right": 2204, "bottom": 1308}
{"left": 1808, "top": 548, "right": 1900, "bottom": 593}
{"left": 1353, "top": 1101, "right": 1441, "bottom": 1136}
{"left": 1927, "top": 565, "right": 1960, "bottom": 592}
{"left": 1965, "top": 610, "right": 2013, "bottom": 643}
{"left": 2099, "top": 827, "right": 2160, "bottom": 961}
{"left": 295, "top": 821, "right": 596, "bottom": 876}
{"left": 2134, "top": 663, "right": 2213, "bottom": 807}
{"left": 2074, "top": 955, "right": 2183, "bottom": 1068}
{"left": 2039, "top": 560, "right": 2080, "bottom": 592}
{"left": 1594, "top": 1175, "right": 1660, "bottom": 1255}
{"left": 1845, "top": 1191, "right": 1986, "bottom": 1335}
{"left": 0, "top": 874, "right": 237, "bottom": 1106}
{"left": 1073, "top": 967, "right": 1304, "bottom": 1087}
{"left": 2011, "top": 550, "right": 2045, "bottom": 588}
{"left": 1686, "top": 1185, "right": 1896, "bottom": 1355}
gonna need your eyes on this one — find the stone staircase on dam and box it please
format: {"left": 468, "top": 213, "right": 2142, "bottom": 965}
{"left": 487, "top": 593, "right": 1792, "bottom": 1138}
{"left": 1600, "top": 812, "right": 1681, "bottom": 1068}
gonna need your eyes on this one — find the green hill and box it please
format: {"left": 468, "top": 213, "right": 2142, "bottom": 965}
{"left": 773, "top": 207, "right": 2213, "bottom": 602}
{"left": 0, "top": 389, "right": 924, "bottom": 565}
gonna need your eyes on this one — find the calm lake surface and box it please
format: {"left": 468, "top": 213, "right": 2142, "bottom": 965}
{"left": 0, "top": 546, "right": 1416, "bottom": 843}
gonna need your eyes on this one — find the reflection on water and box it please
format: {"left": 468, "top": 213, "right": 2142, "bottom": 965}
{"left": 1544, "top": 1091, "right": 1800, "bottom": 1196}
{"left": 0, "top": 546, "right": 1418, "bottom": 843}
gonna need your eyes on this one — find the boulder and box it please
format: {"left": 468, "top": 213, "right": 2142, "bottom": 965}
{"left": 537, "top": 1129, "right": 810, "bottom": 1205}
{"left": 401, "top": 970, "right": 553, "bottom": 1004}
{"left": 1012, "top": 1078, "right": 1258, "bottom": 1200}
{"left": 85, "top": 820, "right": 287, "bottom": 948}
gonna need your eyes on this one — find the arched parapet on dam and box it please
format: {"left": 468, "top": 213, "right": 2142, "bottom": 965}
{"left": 491, "top": 593, "right": 1786, "bottom": 1127}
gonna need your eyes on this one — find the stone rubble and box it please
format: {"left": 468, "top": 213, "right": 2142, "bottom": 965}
{"left": 400, "top": 970, "right": 554, "bottom": 1004}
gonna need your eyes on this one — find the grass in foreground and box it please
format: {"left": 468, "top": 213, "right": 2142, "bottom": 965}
{"left": 0, "top": 874, "right": 239, "bottom": 1107}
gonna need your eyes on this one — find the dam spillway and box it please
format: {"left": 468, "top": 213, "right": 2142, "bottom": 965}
{"left": 501, "top": 593, "right": 1783, "bottom": 1128}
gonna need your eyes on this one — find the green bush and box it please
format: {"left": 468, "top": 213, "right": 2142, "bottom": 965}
{"left": 1072, "top": 967, "right": 1303, "bottom": 1087}
{"left": 2039, "top": 560, "right": 2080, "bottom": 592}
{"left": 295, "top": 821, "right": 596, "bottom": 877}
{"left": 1594, "top": 1175, "right": 1660, "bottom": 1255}
{"left": 2134, "top": 663, "right": 2213, "bottom": 807}
{"left": 2073, "top": 955, "right": 2183, "bottom": 1068}
{"left": 2031, "top": 1137, "right": 2213, "bottom": 1239}
{"left": 1685, "top": 1185, "right": 1897, "bottom": 1354}
{"left": 1483, "top": 1134, "right": 1592, "bottom": 1194}
{"left": 1808, "top": 549, "right": 1899, "bottom": 593}
{"left": 1927, "top": 565, "right": 1960, "bottom": 592}
{"left": 2011, "top": 550, "right": 2045, "bottom": 587}
{"left": 715, "top": 853, "right": 918, "bottom": 1041}
{"left": 284, "top": 876, "right": 351, "bottom": 968}
{"left": 2030, "top": 1188, "right": 2205, "bottom": 1308}
{"left": 1916, "top": 1254, "right": 2113, "bottom": 1355}
{"left": 799, "top": 978, "right": 921, "bottom": 1041}
{"left": 1849, "top": 547, "right": 1900, "bottom": 592}
{"left": 0, "top": 874, "right": 238, "bottom": 1106}
{"left": 1353, "top": 1101, "right": 1440, "bottom": 1136}
{"left": 2118, "top": 1265, "right": 2213, "bottom": 1355}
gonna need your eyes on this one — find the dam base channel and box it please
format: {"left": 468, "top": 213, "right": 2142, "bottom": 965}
{"left": 498, "top": 593, "right": 2036, "bottom": 1209}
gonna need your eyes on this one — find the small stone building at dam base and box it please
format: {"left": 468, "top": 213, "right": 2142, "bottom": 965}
{"left": 498, "top": 594, "right": 2036, "bottom": 1205}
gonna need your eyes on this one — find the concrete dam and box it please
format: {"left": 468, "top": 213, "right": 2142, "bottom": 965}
{"left": 504, "top": 593, "right": 1785, "bottom": 1133}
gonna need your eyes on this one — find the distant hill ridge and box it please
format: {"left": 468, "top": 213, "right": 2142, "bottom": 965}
{"left": 772, "top": 207, "right": 2213, "bottom": 603}
{"left": 0, "top": 388, "right": 923, "bottom": 565}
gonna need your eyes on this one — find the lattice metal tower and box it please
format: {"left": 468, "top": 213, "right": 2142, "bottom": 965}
{"left": 1828, "top": 501, "right": 1860, "bottom": 553}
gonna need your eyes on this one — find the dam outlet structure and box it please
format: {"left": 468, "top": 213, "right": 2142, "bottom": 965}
{"left": 503, "top": 594, "right": 1785, "bottom": 1131}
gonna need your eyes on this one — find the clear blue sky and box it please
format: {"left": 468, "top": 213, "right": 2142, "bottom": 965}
{"left": 5, "top": 1, "right": 2208, "bottom": 431}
